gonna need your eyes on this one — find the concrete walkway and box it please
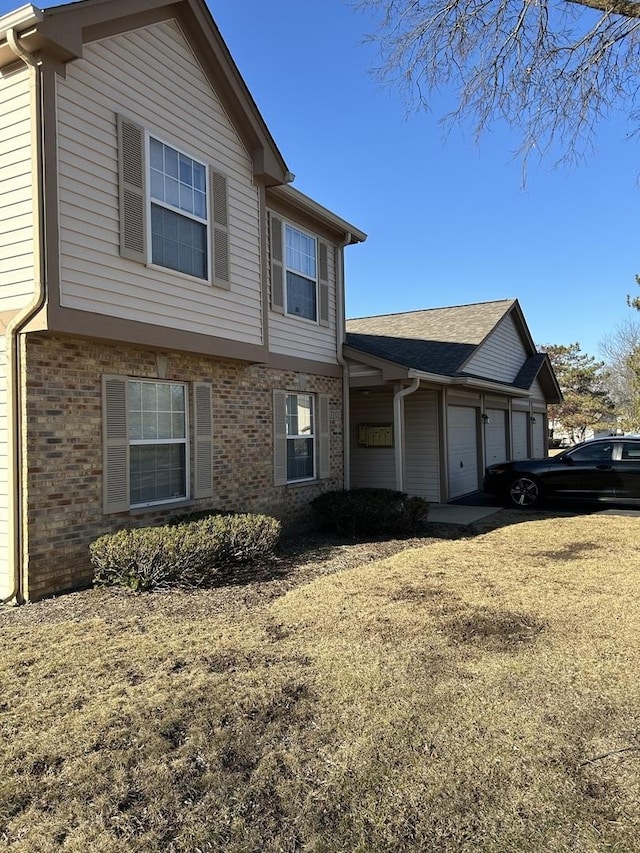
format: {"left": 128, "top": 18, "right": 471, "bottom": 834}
{"left": 427, "top": 490, "right": 504, "bottom": 525}
{"left": 429, "top": 502, "right": 502, "bottom": 525}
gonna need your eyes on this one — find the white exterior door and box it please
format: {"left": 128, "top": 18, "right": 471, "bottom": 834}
{"left": 447, "top": 406, "right": 479, "bottom": 498}
{"left": 484, "top": 409, "right": 507, "bottom": 466}
{"left": 512, "top": 411, "right": 529, "bottom": 460}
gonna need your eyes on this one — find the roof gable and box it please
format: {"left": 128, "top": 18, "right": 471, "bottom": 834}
{"left": 346, "top": 299, "right": 517, "bottom": 379}
{"left": 0, "top": 0, "right": 290, "bottom": 185}
{"left": 346, "top": 298, "right": 562, "bottom": 401}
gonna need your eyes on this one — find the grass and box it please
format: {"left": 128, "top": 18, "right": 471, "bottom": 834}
{"left": 1, "top": 512, "right": 639, "bottom": 852}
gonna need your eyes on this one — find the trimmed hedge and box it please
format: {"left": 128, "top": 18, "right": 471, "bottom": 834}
{"left": 90, "top": 512, "right": 281, "bottom": 591}
{"left": 310, "top": 488, "right": 429, "bottom": 537}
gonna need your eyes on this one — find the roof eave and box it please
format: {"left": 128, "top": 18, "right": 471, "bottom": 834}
{"left": 268, "top": 185, "right": 366, "bottom": 243}
{"left": 0, "top": 0, "right": 290, "bottom": 185}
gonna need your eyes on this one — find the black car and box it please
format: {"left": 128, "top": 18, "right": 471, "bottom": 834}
{"left": 483, "top": 436, "right": 640, "bottom": 508}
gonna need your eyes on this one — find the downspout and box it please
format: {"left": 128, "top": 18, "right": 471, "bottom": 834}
{"left": 2, "top": 30, "right": 47, "bottom": 604}
{"left": 335, "top": 232, "right": 351, "bottom": 489}
{"left": 393, "top": 376, "right": 421, "bottom": 492}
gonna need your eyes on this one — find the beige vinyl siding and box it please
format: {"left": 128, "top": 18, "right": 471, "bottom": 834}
{"left": 0, "top": 335, "right": 9, "bottom": 597}
{"left": 268, "top": 218, "right": 339, "bottom": 364}
{"left": 350, "top": 391, "right": 396, "bottom": 490}
{"left": 529, "top": 378, "right": 546, "bottom": 405}
{"left": 464, "top": 314, "right": 528, "bottom": 382}
{"left": 0, "top": 66, "right": 34, "bottom": 312}
{"left": 56, "top": 21, "right": 263, "bottom": 345}
{"left": 404, "top": 389, "right": 440, "bottom": 502}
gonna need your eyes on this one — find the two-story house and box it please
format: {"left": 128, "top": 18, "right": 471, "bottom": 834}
{"left": 0, "top": 0, "right": 366, "bottom": 602}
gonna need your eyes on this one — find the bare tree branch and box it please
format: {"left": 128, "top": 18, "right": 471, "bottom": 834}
{"left": 355, "top": 0, "right": 640, "bottom": 170}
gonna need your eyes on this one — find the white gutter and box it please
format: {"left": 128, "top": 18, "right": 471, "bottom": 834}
{"left": 0, "top": 4, "right": 43, "bottom": 39}
{"left": 407, "top": 369, "right": 531, "bottom": 398}
{"left": 2, "top": 27, "right": 46, "bottom": 605}
{"left": 393, "top": 377, "right": 421, "bottom": 492}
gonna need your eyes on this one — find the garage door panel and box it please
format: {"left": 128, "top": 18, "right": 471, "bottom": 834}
{"left": 447, "top": 406, "right": 478, "bottom": 498}
{"left": 485, "top": 409, "right": 507, "bottom": 465}
{"left": 512, "top": 411, "right": 528, "bottom": 460}
{"left": 531, "top": 417, "right": 545, "bottom": 458}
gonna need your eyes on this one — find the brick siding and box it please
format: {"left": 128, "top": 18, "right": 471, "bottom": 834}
{"left": 22, "top": 333, "right": 343, "bottom": 600}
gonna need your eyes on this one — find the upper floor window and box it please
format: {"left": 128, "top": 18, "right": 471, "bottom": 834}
{"left": 285, "top": 225, "right": 317, "bottom": 321}
{"left": 268, "top": 212, "right": 330, "bottom": 326}
{"left": 149, "top": 138, "right": 208, "bottom": 280}
{"left": 117, "top": 115, "right": 229, "bottom": 288}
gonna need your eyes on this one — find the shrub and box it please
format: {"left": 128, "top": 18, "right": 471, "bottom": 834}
{"left": 310, "top": 488, "right": 429, "bottom": 537}
{"left": 90, "top": 512, "right": 281, "bottom": 591}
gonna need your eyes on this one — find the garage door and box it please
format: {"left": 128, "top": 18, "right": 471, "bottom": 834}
{"left": 531, "top": 415, "right": 545, "bottom": 458}
{"left": 447, "top": 406, "right": 479, "bottom": 498}
{"left": 512, "top": 411, "right": 528, "bottom": 460}
{"left": 484, "top": 409, "right": 507, "bottom": 466}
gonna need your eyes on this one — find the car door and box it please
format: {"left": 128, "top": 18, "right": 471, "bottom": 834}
{"left": 613, "top": 441, "right": 640, "bottom": 500}
{"left": 543, "top": 441, "right": 616, "bottom": 499}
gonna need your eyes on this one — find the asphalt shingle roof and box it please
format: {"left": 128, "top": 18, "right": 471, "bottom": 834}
{"left": 345, "top": 299, "right": 517, "bottom": 378}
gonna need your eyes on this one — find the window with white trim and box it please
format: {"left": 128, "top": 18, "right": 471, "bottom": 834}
{"left": 286, "top": 393, "right": 315, "bottom": 481}
{"left": 285, "top": 225, "right": 317, "bottom": 321}
{"left": 117, "top": 115, "right": 230, "bottom": 287}
{"left": 129, "top": 380, "right": 189, "bottom": 506}
{"left": 102, "top": 376, "right": 214, "bottom": 514}
{"left": 149, "top": 138, "right": 208, "bottom": 280}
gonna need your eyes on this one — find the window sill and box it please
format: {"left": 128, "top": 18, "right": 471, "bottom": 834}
{"left": 283, "top": 312, "right": 319, "bottom": 326}
{"left": 129, "top": 499, "right": 197, "bottom": 516}
{"left": 286, "top": 479, "right": 318, "bottom": 489}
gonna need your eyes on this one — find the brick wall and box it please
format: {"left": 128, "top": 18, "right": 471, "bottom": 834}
{"left": 22, "top": 333, "right": 343, "bottom": 600}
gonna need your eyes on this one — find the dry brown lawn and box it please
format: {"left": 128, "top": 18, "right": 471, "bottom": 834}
{"left": 1, "top": 510, "right": 639, "bottom": 852}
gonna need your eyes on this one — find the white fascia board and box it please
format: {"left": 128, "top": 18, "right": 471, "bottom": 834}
{"left": 407, "top": 369, "right": 531, "bottom": 397}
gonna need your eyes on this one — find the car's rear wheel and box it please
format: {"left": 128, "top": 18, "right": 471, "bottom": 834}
{"left": 508, "top": 476, "right": 541, "bottom": 508}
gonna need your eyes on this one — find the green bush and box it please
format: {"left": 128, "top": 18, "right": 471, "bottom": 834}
{"left": 310, "top": 488, "right": 429, "bottom": 537}
{"left": 90, "top": 512, "right": 281, "bottom": 591}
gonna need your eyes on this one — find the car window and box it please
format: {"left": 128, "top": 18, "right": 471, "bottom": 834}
{"left": 568, "top": 443, "right": 613, "bottom": 463}
{"left": 621, "top": 443, "right": 640, "bottom": 461}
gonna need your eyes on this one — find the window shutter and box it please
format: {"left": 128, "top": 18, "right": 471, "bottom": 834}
{"left": 269, "top": 214, "right": 284, "bottom": 313}
{"left": 210, "top": 169, "right": 230, "bottom": 288}
{"left": 117, "top": 114, "right": 146, "bottom": 263}
{"left": 318, "top": 242, "right": 330, "bottom": 327}
{"left": 193, "top": 382, "right": 214, "bottom": 499}
{"left": 102, "top": 375, "right": 129, "bottom": 514}
{"left": 318, "top": 394, "right": 330, "bottom": 479}
{"left": 273, "top": 390, "right": 287, "bottom": 485}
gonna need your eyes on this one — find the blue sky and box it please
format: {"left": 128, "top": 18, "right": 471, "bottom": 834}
{"left": 4, "top": 0, "right": 639, "bottom": 357}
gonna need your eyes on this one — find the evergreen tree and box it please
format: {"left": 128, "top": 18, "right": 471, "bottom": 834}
{"left": 540, "top": 343, "right": 615, "bottom": 443}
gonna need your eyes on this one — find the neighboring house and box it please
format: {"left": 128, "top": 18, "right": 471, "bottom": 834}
{"left": 0, "top": 0, "right": 365, "bottom": 602}
{"left": 345, "top": 299, "right": 562, "bottom": 502}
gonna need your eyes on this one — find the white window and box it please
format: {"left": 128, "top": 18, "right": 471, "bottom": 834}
{"left": 149, "top": 138, "right": 208, "bottom": 280}
{"left": 273, "top": 390, "right": 330, "bottom": 486}
{"left": 102, "top": 376, "right": 214, "bottom": 514}
{"left": 286, "top": 393, "right": 315, "bottom": 481}
{"left": 285, "top": 225, "right": 317, "bottom": 321}
{"left": 117, "top": 115, "right": 229, "bottom": 287}
{"left": 129, "top": 380, "right": 188, "bottom": 506}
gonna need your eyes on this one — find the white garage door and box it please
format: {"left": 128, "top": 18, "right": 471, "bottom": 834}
{"left": 531, "top": 415, "right": 545, "bottom": 458}
{"left": 484, "top": 409, "right": 507, "bottom": 466}
{"left": 512, "top": 411, "right": 528, "bottom": 460}
{"left": 447, "top": 406, "right": 479, "bottom": 498}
